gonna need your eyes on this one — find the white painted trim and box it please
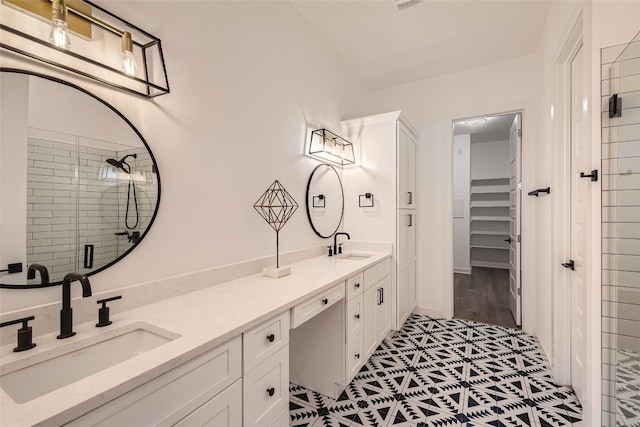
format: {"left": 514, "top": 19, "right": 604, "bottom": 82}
{"left": 551, "top": 9, "right": 583, "bottom": 388}
{"left": 412, "top": 307, "right": 446, "bottom": 319}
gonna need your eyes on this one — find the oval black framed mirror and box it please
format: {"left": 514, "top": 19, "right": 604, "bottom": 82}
{"left": 0, "top": 69, "right": 161, "bottom": 288}
{"left": 305, "top": 163, "right": 344, "bottom": 238}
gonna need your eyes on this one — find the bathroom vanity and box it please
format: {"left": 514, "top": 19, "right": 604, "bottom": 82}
{"left": 0, "top": 249, "right": 392, "bottom": 426}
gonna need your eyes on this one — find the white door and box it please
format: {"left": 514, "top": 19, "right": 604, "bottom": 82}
{"left": 508, "top": 114, "right": 522, "bottom": 326}
{"left": 567, "top": 44, "right": 588, "bottom": 404}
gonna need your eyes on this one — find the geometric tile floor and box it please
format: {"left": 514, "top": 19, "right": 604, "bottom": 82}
{"left": 290, "top": 314, "right": 582, "bottom": 426}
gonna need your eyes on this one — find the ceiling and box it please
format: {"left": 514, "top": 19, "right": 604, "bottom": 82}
{"left": 290, "top": 0, "right": 552, "bottom": 91}
{"left": 453, "top": 113, "right": 517, "bottom": 143}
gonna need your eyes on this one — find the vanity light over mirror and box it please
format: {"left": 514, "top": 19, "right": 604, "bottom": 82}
{"left": 305, "top": 163, "right": 344, "bottom": 238}
{"left": 0, "top": 70, "right": 161, "bottom": 287}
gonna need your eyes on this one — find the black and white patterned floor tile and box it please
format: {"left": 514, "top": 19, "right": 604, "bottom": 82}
{"left": 289, "top": 314, "right": 582, "bottom": 427}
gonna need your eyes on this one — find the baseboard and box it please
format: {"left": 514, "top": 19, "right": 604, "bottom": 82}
{"left": 413, "top": 307, "right": 447, "bottom": 319}
{"left": 453, "top": 267, "right": 471, "bottom": 275}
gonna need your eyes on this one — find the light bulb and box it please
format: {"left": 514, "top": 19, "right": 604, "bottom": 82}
{"left": 49, "top": 0, "right": 70, "bottom": 49}
{"left": 121, "top": 31, "right": 138, "bottom": 76}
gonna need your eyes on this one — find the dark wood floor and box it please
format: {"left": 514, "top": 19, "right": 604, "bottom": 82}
{"left": 454, "top": 267, "right": 518, "bottom": 329}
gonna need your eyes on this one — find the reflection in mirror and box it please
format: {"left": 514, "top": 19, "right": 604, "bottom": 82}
{"left": 0, "top": 70, "right": 160, "bottom": 287}
{"left": 305, "top": 164, "right": 344, "bottom": 238}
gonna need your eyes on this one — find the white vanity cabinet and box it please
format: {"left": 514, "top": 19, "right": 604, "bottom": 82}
{"left": 342, "top": 111, "right": 419, "bottom": 331}
{"left": 242, "top": 312, "right": 290, "bottom": 427}
{"left": 65, "top": 312, "right": 291, "bottom": 427}
{"left": 66, "top": 336, "right": 243, "bottom": 427}
{"left": 346, "top": 259, "right": 391, "bottom": 383}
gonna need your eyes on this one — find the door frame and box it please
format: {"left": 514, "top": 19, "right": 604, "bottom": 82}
{"left": 550, "top": 12, "right": 583, "bottom": 387}
{"left": 450, "top": 110, "right": 524, "bottom": 325}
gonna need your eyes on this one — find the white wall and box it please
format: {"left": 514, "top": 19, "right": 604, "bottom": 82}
{"left": 0, "top": 1, "right": 371, "bottom": 312}
{"left": 452, "top": 134, "right": 470, "bottom": 274}
{"left": 470, "top": 140, "right": 509, "bottom": 180}
{"left": 364, "top": 54, "right": 540, "bottom": 333}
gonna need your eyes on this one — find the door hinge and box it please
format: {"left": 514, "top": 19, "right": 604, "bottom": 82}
{"left": 517, "top": 288, "right": 521, "bottom": 296}
{"left": 517, "top": 129, "right": 522, "bottom": 137}
{"left": 517, "top": 235, "right": 521, "bottom": 243}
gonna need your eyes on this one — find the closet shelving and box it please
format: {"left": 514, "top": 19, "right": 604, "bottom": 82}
{"left": 470, "top": 178, "right": 510, "bottom": 268}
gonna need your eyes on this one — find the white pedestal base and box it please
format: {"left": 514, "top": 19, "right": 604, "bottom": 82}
{"left": 262, "top": 265, "right": 291, "bottom": 278}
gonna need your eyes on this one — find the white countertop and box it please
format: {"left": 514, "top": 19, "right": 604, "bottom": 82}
{"left": 0, "top": 250, "right": 391, "bottom": 427}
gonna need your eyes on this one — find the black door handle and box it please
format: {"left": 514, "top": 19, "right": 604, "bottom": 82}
{"left": 322, "top": 298, "right": 328, "bottom": 305}
{"left": 266, "top": 334, "right": 275, "bottom": 343}
{"left": 562, "top": 260, "right": 575, "bottom": 270}
{"left": 579, "top": 170, "right": 598, "bottom": 182}
{"left": 267, "top": 387, "right": 275, "bottom": 397}
{"left": 504, "top": 238, "right": 512, "bottom": 243}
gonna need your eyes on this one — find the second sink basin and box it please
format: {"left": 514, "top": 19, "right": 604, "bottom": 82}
{"left": 1, "top": 322, "right": 179, "bottom": 403}
{"left": 337, "top": 253, "right": 373, "bottom": 261}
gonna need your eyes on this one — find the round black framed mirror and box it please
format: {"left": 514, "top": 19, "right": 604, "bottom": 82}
{"left": 305, "top": 163, "right": 344, "bottom": 238}
{"left": 0, "top": 69, "right": 161, "bottom": 288}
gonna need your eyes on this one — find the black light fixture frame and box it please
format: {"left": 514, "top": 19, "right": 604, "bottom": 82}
{"left": 0, "top": 0, "right": 170, "bottom": 98}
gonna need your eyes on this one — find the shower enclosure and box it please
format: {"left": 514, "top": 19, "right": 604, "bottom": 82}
{"left": 601, "top": 30, "right": 640, "bottom": 426}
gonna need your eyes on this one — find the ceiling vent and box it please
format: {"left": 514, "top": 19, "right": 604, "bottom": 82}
{"left": 392, "top": 0, "right": 423, "bottom": 11}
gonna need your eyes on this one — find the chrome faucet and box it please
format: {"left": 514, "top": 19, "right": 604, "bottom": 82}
{"left": 27, "top": 263, "right": 49, "bottom": 285}
{"left": 58, "top": 273, "right": 92, "bottom": 339}
{"left": 333, "top": 232, "right": 350, "bottom": 255}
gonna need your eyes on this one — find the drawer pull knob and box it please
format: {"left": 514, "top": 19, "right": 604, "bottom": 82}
{"left": 355, "top": 283, "right": 360, "bottom": 289}
{"left": 322, "top": 298, "right": 329, "bottom": 305}
{"left": 355, "top": 353, "right": 360, "bottom": 359}
{"left": 267, "top": 387, "right": 275, "bottom": 397}
{"left": 355, "top": 314, "right": 360, "bottom": 319}
{"left": 266, "top": 334, "right": 275, "bottom": 343}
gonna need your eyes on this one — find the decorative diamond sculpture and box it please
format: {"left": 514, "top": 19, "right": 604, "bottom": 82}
{"left": 254, "top": 180, "right": 298, "bottom": 272}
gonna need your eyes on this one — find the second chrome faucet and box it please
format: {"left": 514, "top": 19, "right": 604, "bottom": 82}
{"left": 58, "top": 273, "right": 92, "bottom": 339}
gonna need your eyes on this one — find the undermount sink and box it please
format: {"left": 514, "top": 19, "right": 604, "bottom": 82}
{"left": 1, "top": 322, "right": 179, "bottom": 403}
{"left": 337, "top": 253, "right": 373, "bottom": 261}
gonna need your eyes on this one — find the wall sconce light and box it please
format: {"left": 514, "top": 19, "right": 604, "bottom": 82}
{"left": 309, "top": 128, "right": 355, "bottom": 167}
{"left": 1, "top": 0, "right": 169, "bottom": 97}
{"left": 359, "top": 193, "right": 374, "bottom": 207}
{"left": 49, "top": 0, "right": 70, "bottom": 49}
{"left": 312, "top": 194, "right": 325, "bottom": 208}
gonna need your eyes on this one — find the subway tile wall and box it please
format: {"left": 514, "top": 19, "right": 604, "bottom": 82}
{"left": 600, "top": 30, "right": 640, "bottom": 427}
{"left": 27, "top": 134, "right": 158, "bottom": 283}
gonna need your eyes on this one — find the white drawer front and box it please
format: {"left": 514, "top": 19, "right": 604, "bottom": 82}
{"left": 346, "top": 273, "right": 364, "bottom": 301}
{"left": 67, "top": 336, "right": 242, "bottom": 427}
{"left": 291, "top": 282, "right": 344, "bottom": 329}
{"left": 244, "top": 311, "right": 290, "bottom": 374}
{"left": 364, "top": 259, "right": 391, "bottom": 290}
{"left": 266, "top": 406, "right": 289, "bottom": 427}
{"left": 346, "top": 329, "right": 364, "bottom": 382}
{"left": 243, "top": 345, "right": 289, "bottom": 427}
{"left": 174, "top": 379, "right": 242, "bottom": 427}
{"left": 346, "top": 296, "right": 363, "bottom": 337}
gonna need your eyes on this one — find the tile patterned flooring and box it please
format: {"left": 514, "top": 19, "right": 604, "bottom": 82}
{"left": 289, "top": 314, "right": 582, "bottom": 427}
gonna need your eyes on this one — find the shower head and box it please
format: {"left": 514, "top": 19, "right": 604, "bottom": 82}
{"left": 106, "top": 153, "right": 137, "bottom": 174}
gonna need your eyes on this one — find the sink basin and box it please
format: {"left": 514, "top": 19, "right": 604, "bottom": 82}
{"left": 1, "top": 322, "right": 179, "bottom": 403}
{"left": 337, "top": 253, "right": 373, "bottom": 261}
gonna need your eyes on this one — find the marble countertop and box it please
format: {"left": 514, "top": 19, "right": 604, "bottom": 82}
{"left": 0, "top": 250, "right": 391, "bottom": 426}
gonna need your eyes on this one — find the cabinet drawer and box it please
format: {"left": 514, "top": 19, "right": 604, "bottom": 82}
{"left": 291, "top": 282, "right": 344, "bottom": 329}
{"left": 346, "top": 273, "right": 364, "bottom": 301}
{"left": 266, "top": 406, "right": 289, "bottom": 427}
{"left": 174, "top": 379, "right": 242, "bottom": 427}
{"left": 364, "top": 259, "right": 391, "bottom": 290}
{"left": 244, "top": 311, "right": 290, "bottom": 374}
{"left": 346, "top": 329, "right": 364, "bottom": 382}
{"left": 243, "top": 345, "right": 289, "bottom": 427}
{"left": 346, "top": 296, "right": 363, "bottom": 337}
{"left": 67, "top": 336, "right": 242, "bottom": 427}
